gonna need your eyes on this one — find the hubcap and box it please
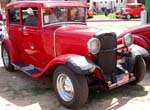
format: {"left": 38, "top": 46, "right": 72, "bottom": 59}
{"left": 2, "top": 49, "right": 9, "bottom": 67}
{"left": 57, "top": 73, "right": 74, "bottom": 102}
{"left": 127, "top": 15, "right": 130, "bottom": 19}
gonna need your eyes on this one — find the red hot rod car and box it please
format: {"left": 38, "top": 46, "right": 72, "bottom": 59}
{"left": 1, "top": 1, "right": 148, "bottom": 109}
{"left": 116, "top": 3, "right": 145, "bottom": 20}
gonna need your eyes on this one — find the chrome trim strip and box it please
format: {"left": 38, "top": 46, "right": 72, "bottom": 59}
{"left": 43, "top": 22, "right": 86, "bottom": 27}
{"left": 54, "top": 28, "right": 60, "bottom": 57}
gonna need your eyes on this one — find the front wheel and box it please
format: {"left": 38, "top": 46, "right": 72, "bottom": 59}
{"left": 2, "top": 44, "right": 14, "bottom": 71}
{"left": 131, "top": 56, "right": 146, "bottom": 84}
{"left": 53, "top": 65, "right": 88, "bottom": 109}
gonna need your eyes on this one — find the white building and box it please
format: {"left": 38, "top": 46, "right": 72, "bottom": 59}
{"left": 92, "top": 0, "right": 128, "bottom": 12}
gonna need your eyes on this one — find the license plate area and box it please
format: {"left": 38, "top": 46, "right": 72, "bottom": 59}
{"left": 116, "top": 73, "right": 129, "bottom": 86}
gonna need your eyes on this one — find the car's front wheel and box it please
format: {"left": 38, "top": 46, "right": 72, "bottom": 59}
{"left": 131, "top": 56, "right": 146, "bottom": 84}
{"left": 2, "top": 44, "right": 14, "bottom": 71}
{"left": 53, "top": 65, "right": 88, "bottom": 109}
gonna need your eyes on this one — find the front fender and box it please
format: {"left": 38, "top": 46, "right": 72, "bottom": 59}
{"left": 130, "top": 45, "right": 149, "bottom": 58}
{"left": 129, "top": 45, "right": 149, "bottom": 65}
{"left": 35, "top": 54, "right": 96, "bottom": 78}
{"left": 66, "top": 56, "right": 96, "bottom": 75}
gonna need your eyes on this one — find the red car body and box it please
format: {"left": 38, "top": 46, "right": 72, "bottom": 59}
{"left": 116, "top": 3, "right": 145, "bottom": 19}
{"left": 118, "top": 24, "right": 150, "bottom": 59}
{"left": 1, "top": 1, "right": 148, "bottom": 109}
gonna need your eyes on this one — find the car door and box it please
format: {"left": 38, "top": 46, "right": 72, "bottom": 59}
{"left": 7, "top": 8, "right": 22, "bottom": 61}
{"left": 19, "top": 7, "right": 45, "bottom": 68}
{"left": 132, "top": 5, "right": 141, "bottom": 17}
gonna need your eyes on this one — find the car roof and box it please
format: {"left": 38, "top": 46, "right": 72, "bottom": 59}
{"left": 6, "top": 0, "right": 88, "bottom": 9}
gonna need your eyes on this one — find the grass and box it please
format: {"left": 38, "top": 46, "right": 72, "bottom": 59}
{"left": 90, "top": 13, "right": 117, "bottom": 20}
{"left": 29, "top": 87, "right": 51, "bottom": 95}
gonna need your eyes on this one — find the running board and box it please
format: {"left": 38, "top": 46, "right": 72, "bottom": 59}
{"left": 13, "top": 62, "right": 42, "bottom": 76}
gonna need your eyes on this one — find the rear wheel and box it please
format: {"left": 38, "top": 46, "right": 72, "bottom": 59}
{"left": 126, "top": 14, "right": 131, "bottom": 20}
{"left": 131, "top": 56, "right": 146, "bottom": 84}
{"left": 2, "top": 44, "right": 14, "bottom": 71}
{"left": 53, "top": 65, "right": 88, "bottom": 109}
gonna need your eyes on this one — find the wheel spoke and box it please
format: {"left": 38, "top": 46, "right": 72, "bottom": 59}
{"left": 57, "top": 73, "right": 74, "bottom": 102}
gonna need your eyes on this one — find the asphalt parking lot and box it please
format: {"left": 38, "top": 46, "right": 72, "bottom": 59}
{"left": 0, "top": 21, "right": 150, "bottom": 110}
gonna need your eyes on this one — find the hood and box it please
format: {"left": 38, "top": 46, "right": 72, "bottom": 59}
{"left": 55, "top": 25, "right": 101, "bottom": 38}
{"left": 118, "top": 25, "right": 150, "bottom": 38}
{"left": 54, "top": 25, "right": 106, "bottom": 56}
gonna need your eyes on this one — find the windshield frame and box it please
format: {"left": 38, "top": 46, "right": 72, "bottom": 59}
{"left": 41, "top": 6, "right": 87, "bottom": 27}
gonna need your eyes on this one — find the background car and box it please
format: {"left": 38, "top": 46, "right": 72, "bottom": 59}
{"left": 87, "top": 9, "right": 94, "bottom": 18}
{"left": 117, "top": 24, "right": 150, "bottom": 66}
{"left": 116, "top": 3, "right": 145, "bottom": 20}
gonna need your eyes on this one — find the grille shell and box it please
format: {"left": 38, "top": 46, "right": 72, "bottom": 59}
{"left": 94, "top": 31, "right": 117, "bottom": 74}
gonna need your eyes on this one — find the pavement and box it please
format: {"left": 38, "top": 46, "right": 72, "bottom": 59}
{"left": 87, "top": 20, "right": 141, "bottom": 36}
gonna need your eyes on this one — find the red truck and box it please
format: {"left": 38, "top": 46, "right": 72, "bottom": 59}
{"left": 116, "top": 3, "right": 145, "bottom": 20}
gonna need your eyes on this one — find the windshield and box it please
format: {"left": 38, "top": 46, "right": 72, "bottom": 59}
{"left": 42, "top": 7, "right": 86, "bottom": 26}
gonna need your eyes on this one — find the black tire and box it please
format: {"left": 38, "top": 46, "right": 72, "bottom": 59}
{"left": 126, "top": 14, "right": 131, "bottom": 20}
{"left": 116, "top": 16, "right": 119, "bottom": 19}
{"left": 1, "top": 44, "right": 14, "bottom": 71}
{"left": 53, "top": 65, "right": 88, "bottom": 109}
{"left": 130, "top": 56, "right": 146, "bottom": 84}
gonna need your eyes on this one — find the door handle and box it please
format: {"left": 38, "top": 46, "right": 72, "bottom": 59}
{"left": 18, "top": 28, "right": 23, "bottom": 31}
{"left": 18, "top": 27, "right": 26, "bottom": 31}
{"left": 23, "top": 32, "right": 29, "bottom": 36}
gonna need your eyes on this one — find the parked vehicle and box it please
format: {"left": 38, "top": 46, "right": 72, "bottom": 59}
{"left": 0, "top": 21, "right": 4, "bottom": 41}
{"left": 118, "top": 24, "right": 150, "bottom": 65}
{"left": 1, "top": 1, "right": 148, "bottom": 109}
{"left": 116, "top": 3, "right": 145, "bottom": 20}
{"left": 87, "top": 9, "right": 94, "bottom": 18}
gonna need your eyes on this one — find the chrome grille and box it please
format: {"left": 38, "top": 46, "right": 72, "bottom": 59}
{"left": 94, "top": 34, "right": 117, "bottom": 74}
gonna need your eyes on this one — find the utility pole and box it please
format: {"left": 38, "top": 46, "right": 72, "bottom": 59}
{"left": 146, "top": 0, "right": 150, "bottom": 23}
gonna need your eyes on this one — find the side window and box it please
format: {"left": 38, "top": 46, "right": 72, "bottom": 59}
{"left": 9, "top": 8, "right": 20, "bottom": 24}
{"left": 22, "top": 7, "right": 38, "bottom": 26}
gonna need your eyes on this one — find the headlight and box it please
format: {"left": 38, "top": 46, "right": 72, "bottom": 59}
{"left": 123, "top": 33, "right": 134, "bottom": 47}
{"left": 87, "top": 38, "right": 101, "bottom": 54}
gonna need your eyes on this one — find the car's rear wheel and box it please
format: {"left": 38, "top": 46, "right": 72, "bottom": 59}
{"left": 53, "top": 65, "right": 88, "bottom": 109}
{"left": 131, "top": 56, "right": 146, "bottom": 84}
{"left": 2, "top": 44, "right": 14, "bottom": 71}
{"left": 116, "top": 16, "right": 119, "bottom": 19}
{"left": 126, "top": 14, "right": 131, "bottom": 20}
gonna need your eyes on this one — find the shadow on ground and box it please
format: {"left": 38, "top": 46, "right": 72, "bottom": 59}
{"left": 0, "top": 66, "right": 149, "bottom": 110}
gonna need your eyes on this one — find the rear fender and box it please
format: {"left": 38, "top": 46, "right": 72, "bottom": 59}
{"left": 1, "top": 39, "right": 19, "bottom": 63}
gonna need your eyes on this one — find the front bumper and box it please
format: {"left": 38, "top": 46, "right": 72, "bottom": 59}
{"left": 109, "top": 73, "right": 136, "bottom": 90}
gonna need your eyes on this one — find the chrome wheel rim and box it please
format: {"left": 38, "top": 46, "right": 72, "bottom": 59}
{"left": 127, "top": 15, "right": 130, "bottom": 19}
{"left": 2, "top": 49, "right": 9, "bottom": 67}
{"left": 57, "top": 73, "right": 74, "bottom": 102}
